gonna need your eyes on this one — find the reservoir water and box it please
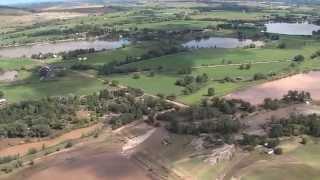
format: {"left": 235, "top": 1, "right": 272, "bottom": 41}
{"left": 0, "top": 39, "right": 130, "bottom": 58}
{"left": 265, "top": 22, "right": 320, "bottom": 35}
{"left": 182, "top": 37, "right": 262, "bottom": 49}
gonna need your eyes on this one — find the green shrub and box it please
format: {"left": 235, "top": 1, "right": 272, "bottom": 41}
{"left": 65, "top": 141, "right": 73, "bottom": 149}
{"left": 27, "top": 148, "right": 38, "bottom": 155}
{"left": 274, "top": 147, "right": 283, "bottom": 155}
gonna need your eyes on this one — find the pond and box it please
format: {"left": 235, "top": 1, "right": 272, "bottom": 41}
{"left": 226, "top": 71, "right": 320, "bottom": 105}
{"left": 265, "top": 22, "right": 320, "bottom": 35}
{"left": 182, "top": 37, "right": 263, "bottom": 49}
{"left": 0, "top": 39, "right": 130, "bottom": 58}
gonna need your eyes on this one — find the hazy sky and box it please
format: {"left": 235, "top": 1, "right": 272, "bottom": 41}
{"left": 0, "top": 0, "right": 62, "bottom": 5}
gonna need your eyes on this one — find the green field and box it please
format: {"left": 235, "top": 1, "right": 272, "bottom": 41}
{"left": 242, "top": 138, "right": 320, "bottom": 180}
{"left": 191, "top": 10, "right": 271, "bottom": 21}
{"left": 104, "top": 36, "right": 320, "bottom": 104}
{"left": 0, "top": 58, "right": 39, "bottom": 70}
{"left": 1, "top": 5, "right": 320, "bottom": 106}
{"left": 0, "top": 72, "right": 105, "bottom": 102}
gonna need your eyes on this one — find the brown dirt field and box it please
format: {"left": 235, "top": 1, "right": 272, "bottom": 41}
{"left": 0, "top": 138, "right": 25, "bottom": 151}
{"left": 0, "top": 123, "right": 102, "bottom": 157}
{"left": 3, "top": 138, "right": 151, "bottom": 180}
{"left": 226, "top": 71, "right": 320, "bottom": 105}
{"left": 1, "top": 122, "right": 158, "bottom": 180}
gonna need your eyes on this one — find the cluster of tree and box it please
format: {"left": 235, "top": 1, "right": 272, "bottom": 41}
{"left": 293, "top": 54, "right": 305, "bottom": 62}
{"left": 264, "top": 33, "right": 279, "bottom": 40}
{"left": 271, "top": 14, "right": 307, "bottom": 24}
{"left": 0, "top": 91, "right": 4, "bottom": 99}
{"left": 262, "top": 91, "right": 311, "bottom": 110}
{"left": 312, "top": 29, "right": 320, "bottom": 36}
{"left": 202, "top": 97, "right": 256, "bottom": 114}
{"left": 253, "top": 73, "right": 267, "bottom": 80}
{"left": 282, "top": 90, "right": 311, "bottom": 103}
{"left": 0, "top": 155, "right": 19, "bottom": 165}
{"left": 31, "top": 53, "right": 56, "bottom": 60}
{"left": 99, "top": 62, "right": 140, "bottom": 75}
{"left": 175, "top": 74, "right": 209, "bottom": 95}
{"left": 268, "top": 113, "right": 320, "bottom": 138}
{"left": 277, "top": 42, "right": 286, "bottom": 49}
{"left": 157, "top": 106, "right": 241, "bottom": 136}
{"left": 310, "top": 50, "right": 320, "bottom": 59}
{"left": 177, "top": 67, "right": 192, "bottom": 74}
{"left": 262, "top": 98, "right": 281, "bottom": 110}
{"left": 0, "top": 96, "right": 81, "bottom": 138}
{"left": 70, "top": 63, "right": 94, "bottom": 71}
{"left": 62, "top": 48, "right": 95, "bottom": 60}
{"left": 0, "top": 88, "right": 172, "bottom": 138}
{"left": 241, "top": 134, "right": 280, "bottom": 148}
{"left": 239, "top": 63, "right": 251, "bottom": 70}
{"left": 30, "top": 25, "right": 108, "bottom": 38}
{"left": 156, "top": 97, "right": 257, "bottom": 141}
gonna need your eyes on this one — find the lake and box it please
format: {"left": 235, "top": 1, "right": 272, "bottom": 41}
{"left": 182, "top": 37, "right": 263, "bottom": 49}
{"left": 0, "top": 39, "right": 130, "bottom": 58}
{"left": 226, "top": 71, "right": 320, "bottom": 105}
{"left": 265, "top": 22, "right": 320, "bottom": 35}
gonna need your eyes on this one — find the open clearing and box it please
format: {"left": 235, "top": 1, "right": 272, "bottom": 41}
{"left": 0, "top": 71, "right": 18, "bottom": 82}
{"left": 237, "top": 138, "right": 320, "bottom": 180}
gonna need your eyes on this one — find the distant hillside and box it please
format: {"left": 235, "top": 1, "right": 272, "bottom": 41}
{"left": 0, "top": 5, "right": 31, "bottom": 15}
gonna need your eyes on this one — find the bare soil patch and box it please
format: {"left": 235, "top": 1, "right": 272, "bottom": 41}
{"left": 0, "top": 123, "right": 102, "bottom": 157}
{"left": 226, "top": 71, "right": 320, "bottom": 105}
{"left": 1, "top": 122, "right": 157, "bottom": 180}
{"left": 4, "top": 140, "right": 151, "bottom": 180}
{"left": 0, "top": 71, "right": 18, "bottom": 82}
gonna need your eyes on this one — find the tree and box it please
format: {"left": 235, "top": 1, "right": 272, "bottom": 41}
{"left": 245, "top": 63, "right": 251, "bottom": 70}
{"left": 270, "top": 124, "right": 283, "bottom": 138}
{"left": 274, "top": 147, "right": 283, "bottom": 155}
{"left": 293, "top": 54, "right": 305, "bottom": 62}
{"left": 111, "top": 80, "right": 119, "bottom": 87}
{"left": 277, "top": 42, "right": 286, "bottom": 49}
{"left": 253, "top": 73, "right": 267, "bottom": 80}
{"left": 132, "top": 73, "right": 140, "bottom": 79}
{"left": 301, "top": 137, "right": 308, "bottom": 145}
{"left": 0, "top": 91, "right": 4, "bottom": 98}
{"left": 166, "top": 94, "right": 177, "bottom": 101}
{"left": 207, "top": 87, "right": 215, "bottom": 96}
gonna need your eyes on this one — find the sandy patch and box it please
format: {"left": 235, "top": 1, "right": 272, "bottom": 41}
{"left": 122, "top": 128, "right": 157, "bottom": 155}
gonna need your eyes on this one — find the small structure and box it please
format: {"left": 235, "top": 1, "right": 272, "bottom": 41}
{"left": 264, "top": 148, "right": 274, "bottom": 155}
{"left": 0, "top": 98, "right": 7, "bottom": 105}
